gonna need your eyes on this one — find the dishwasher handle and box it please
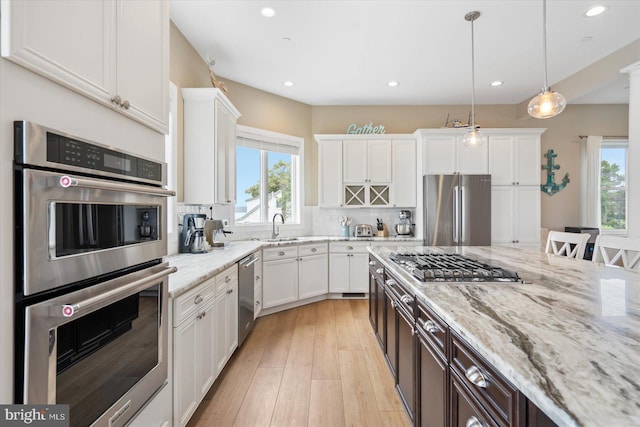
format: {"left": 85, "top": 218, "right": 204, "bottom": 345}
{"left": 240, "top": 255, "right": 260, "bottom": 268}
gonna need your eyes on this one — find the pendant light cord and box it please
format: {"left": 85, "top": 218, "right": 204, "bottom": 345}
{"left": 542, "top": 0, "right": 549, "bottom": 90}
{"left": 470, "top": 14, "right": 476, "bottom": 129}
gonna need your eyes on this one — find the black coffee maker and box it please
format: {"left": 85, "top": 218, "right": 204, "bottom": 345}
{"left": 179, "top": 213, "right": 207, "bottom": 253}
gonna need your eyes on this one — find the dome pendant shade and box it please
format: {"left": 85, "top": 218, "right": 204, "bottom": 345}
{"left": 461, "top": 128, "right": 487, "bottom": 148}
{"left": 528, "top": 89, "right": 566, "bottom": 119}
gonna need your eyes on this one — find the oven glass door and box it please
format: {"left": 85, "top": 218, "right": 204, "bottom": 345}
{"left": 24, "top": 263, "right": 174, "bottom": 427}
{"left": 20, "top": 168, "right": 173, "bottom": 296}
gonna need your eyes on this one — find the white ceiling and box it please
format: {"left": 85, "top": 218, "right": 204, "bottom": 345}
{"left": 170, "top": 0, "right": 640, "bottom": 106}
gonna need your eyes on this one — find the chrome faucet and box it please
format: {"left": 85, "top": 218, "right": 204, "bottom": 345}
{"left": 272, "top": 213, "right": 285, "bottom": 239}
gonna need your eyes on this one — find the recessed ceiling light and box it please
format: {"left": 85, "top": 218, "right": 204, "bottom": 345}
{"left": 283, "top": 81, "right": 294, "bottom": 87}
{"left": 282, "top": 37, "right": 291, "bottom": 42}
{"left": 585, "top": 6, "right": 606, "bottom": 17}
{"left": 261, "top": 7, "right": 275, "bottom": 17}
{"left": 490, "top": 81, "right": 503, "bottom": 87}
{"left": 581, "top": 36, "right": 593, "bottom": 43}
{"left": 387, "top": 81, "right": 399, "bottom": 87}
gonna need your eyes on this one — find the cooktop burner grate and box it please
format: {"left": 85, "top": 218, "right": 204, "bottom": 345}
{"left": 389, "top": 252, "right": 520, "bottom": 283}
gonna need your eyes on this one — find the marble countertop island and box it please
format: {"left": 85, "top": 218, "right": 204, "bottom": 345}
{"left": 369, "top": 245, "right": 640, "bottom": 427}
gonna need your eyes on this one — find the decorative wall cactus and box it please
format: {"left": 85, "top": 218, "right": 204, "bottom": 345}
{"left": 541, "top": 149, "right": 570, "bottom": 195}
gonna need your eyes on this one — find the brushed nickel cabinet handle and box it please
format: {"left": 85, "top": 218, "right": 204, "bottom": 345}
{"left": 369, "top": 261, "right": 376, "bottom": 266}
{"left": 466, "top": 416, "right": 486, "bottom": 427}
{"left": 465, "top": 365, "right": 488, "bottom": 388}
{"left": 121, "top": 99, "right": 130, "bottom": 109}
{"left": 376, "top": 268, "right": 384, "bottom": 274}
{"left": 419, "top": 319, "right": 439, "bottom": 334}
{"left": 311, "top": 247, "right": 317, "bottom": 252}
{"left": 400, "top": 294, "right": 414, "bottom": 304}
{"left": 194, "top": 295, "right": 203, "bottom": 304}
{"left": 111, "top": 95, "right": 122, "bottom": 106}
{"left": 278, "top": 251, "right": 285, "bottom": 256}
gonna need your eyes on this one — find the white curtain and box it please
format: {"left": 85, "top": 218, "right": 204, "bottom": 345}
{"left": 580, "top": 135, "right": 602, "bottom": 227}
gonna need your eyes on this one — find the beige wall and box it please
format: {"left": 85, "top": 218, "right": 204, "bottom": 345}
{"left": 170, "top": 23, "right": 629, "bottom": 232}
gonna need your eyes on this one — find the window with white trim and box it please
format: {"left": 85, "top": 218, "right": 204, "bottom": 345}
{"left": 600, "top": 139, "right": 628, "bottom": 233}
{"left": 235, "top": 126, "right": 303, "bottom": 225}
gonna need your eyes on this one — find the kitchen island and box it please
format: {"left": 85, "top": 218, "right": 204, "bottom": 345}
{"left": 368, "top": 245, "right": 640, "bottom": 427}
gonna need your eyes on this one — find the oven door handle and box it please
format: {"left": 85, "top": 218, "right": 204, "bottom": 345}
{"left": 59, "top": 175, "right": 176, "bottom": 197}
{"left": 52, "top": 266, "right": 177, "bottom": 319}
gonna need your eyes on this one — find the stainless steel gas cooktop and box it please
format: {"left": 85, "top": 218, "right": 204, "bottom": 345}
{"left": 389, "top": 252, "right": 520, "bottom": 283}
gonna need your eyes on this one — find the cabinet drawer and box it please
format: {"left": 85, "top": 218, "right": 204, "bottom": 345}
{"left": 385, "top": 272, "right": 415, "bottom": 316}
{"left": 417, "top": 299, "right": 448, "bottom": 359}
{"left": 298, "top": 242, "right": 327, "bottom": 257}
{"left": 330, "top": 241, "right": 370, "bottom": 253}
{"left": 451, "top": 371, "right": 500, "bottom": 427}
{"left": 216, "top": 264, "right": 238, "bottom": 293}
{"left": 450, "top": 330, "right": 519, "bottom": 427}
{"left": 263, "top": 245, "right": 298, "bottom": 261}
{"left": 173, "top": 277, "right": 216, "bottom": 327}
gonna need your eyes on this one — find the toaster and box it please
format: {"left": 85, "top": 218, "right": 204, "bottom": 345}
{"left": 354, "top": 224, "right": 373, "bottom": 237}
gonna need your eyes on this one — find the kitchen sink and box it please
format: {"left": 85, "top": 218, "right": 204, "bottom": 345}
{"left": 263, "top": 237, "right": 299, "bottom": 242}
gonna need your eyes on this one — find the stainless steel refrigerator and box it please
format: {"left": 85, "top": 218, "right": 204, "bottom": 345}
{"left": 423, "top": 174, "right": 491, "bottom": 246}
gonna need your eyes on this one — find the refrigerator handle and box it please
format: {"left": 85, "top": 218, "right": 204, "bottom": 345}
{"left": 453, "top": 185, "right": 459, "bottom": 243}
{"left": 460, "top": 186, "right": 466, "bottom": 243}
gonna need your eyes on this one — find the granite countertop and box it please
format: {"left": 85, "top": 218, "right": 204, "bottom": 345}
{"left": 368, "top": 245, "right": 640, "bottom": 427}
{"left": 166, "top": 235, "right": 422, "bottom": 297}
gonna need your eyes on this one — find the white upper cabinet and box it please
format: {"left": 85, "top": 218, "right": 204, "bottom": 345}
{"left": 391, "top": 139, "right": 417, "bottom": 207}
{"left": 317, "top": 139, "right": 343, "bottom": 207}
{"left": 488, "top": 132, "right": 543, "bottom": 186}
{"left": 182, "top": 89, "right": 241, "bottom": 205}
{"left": 419, "top": 130, "right": 489, "bottom": 175}
{"left": 343, "top": 139, "right": 392, "bottom": 183}
{"left": 1, "top": 0, "right": 169, "bottom": 133}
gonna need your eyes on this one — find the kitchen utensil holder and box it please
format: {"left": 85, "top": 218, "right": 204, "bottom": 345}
{"left": 341, "top": 225, "right": 350, "bottom": 237}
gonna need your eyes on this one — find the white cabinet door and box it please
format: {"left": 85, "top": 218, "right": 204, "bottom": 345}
{"left": 456, "top": 137, "right": 488, "bottom": 174}
{"left": 213, "top": 291, "right": 227, "bottom": 375}
{"left": 488, "top": 136, "right": 515, "bottom": 185}
{"left": 349, "top": 253, "right": 370, "bottom": 293}
{"left": 174, "top": 316, "right": 198, "bottom": 427}
{"left": 215, "top": 100, "right": 236, "bottom": 204}
{"left": 318, "top": 140, "right": 343, "bottom": 207}
{"left": 329, "top": 253, "right": 350, "bottom": 292}
{"left": 491, "top": 187, "right": 515, "bottom": 245}
{"left": 1, "top": 0, "right": 169, "bottom": 133}
{"left": 424, "top": 136, "right": 456, "bottom": 174}
{"left": 262, "top": 258, "right": 298, "bottom": 308}
{"left": 343, "top": 140, "right": 368, "bottom": 183}
{"left": 515, "top": 136, "right": 541, "bottom": 185}
{"left": 254, "top": 253, "right": 263, "bottom": 318}
{"left": 1, "top": 0, "right": 115, "bottom": 106}
{"left": 225, "top": 282, "right": 239, "bottom": 358}
{"left": 391, "top": 139, "right": 417, "bottom": 207}
{"left": 368, "top": 140, "right": 392, "bottom": 183}
{"left": 298, "top": 253, "right": 328, "bottom": 299}
{"left": 116, "top": 0, "right": 168, "bottom": 132}
{"left": 174, "top": 301, "right": 216, "bottom": 427}
{"left": 515, "top": 186, "right": 541, "bottom": 244}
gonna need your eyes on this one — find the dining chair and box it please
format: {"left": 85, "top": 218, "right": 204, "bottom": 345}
{"left": 592, "top": 235, "right": 640, "bottom": 272}
{"left": 545, "top": 231, "right": 590, "bottom": 259}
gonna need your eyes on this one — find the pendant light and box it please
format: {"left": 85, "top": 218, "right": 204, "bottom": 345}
{"left": 461, "top": 11, "right": 486, "bottom": 148}
{"left": 528, "top": 0, "right": 566, "bottom": 119}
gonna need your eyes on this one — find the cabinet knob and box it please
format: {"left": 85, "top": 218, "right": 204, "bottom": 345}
{"left": 121, "top": 99, "right": 130, "bottom": 110}
{"left": 278, "top": 251, "right": 285, "bottom": 256}
{"left": 194, "top": 295, "right": 203, "bottom": 304}
{"left": 465, "top": 365, "right": 488, "bottom": 388}
{"left": 111, "top": 95, "right": 122, "bottom": 106}
{"left": 256, "top": 300, "right": 260, "bottom": 306}
{"left": 256, "top": 275, "right": 260, "bottom": 280}
{"left": 376, "top": 268, "right": 384, "bottom": 274}
{"left": 225, "top": 276, "right": 231, "bottom": 283}
{"left": 346, "top": 246, "right": 354, "bottom": 250}
{"left": 400, "top": 294, "right": 414, "bottom": 304}
{"left": 311, "top": 247, "right": 317, "bottom": 252}
{"left": 385, "top": 279, "right": 396, "bottom": 286}
{"left": 420, "top": 319, "right": 439, "bottom": 334}
{"left": 369, "top": 261, "right": 376, "bottom": 266}
{"left": 465, "top": 416, "right": 487, "bottom": 427}
{"left": 227, "top": 288, "right": 233, "bottom": 294}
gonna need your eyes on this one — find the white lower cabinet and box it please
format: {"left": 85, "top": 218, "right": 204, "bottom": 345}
{"left": 172, "top": 278, "right": 216, "bottom": 427}
{"left": 329, "top": 242, "right": 370, "bottom": 293}
{"left": 172, "top": 265, "right": 238, "bottom": 427}
{"left": 492, "top": 186, "right": 541, "bottom": 247}
{"left": 254, "top": 250, "right": 263, "bottom": 319}
{"left": 262, "top": 243, "right": 328, "bottom": 309}
{"left": 213, "top": 265, "right": 238, "bottom": 375}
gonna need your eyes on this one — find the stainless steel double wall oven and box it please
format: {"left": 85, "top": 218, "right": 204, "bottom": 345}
{"left": 14, "top": 121, "right": 176, "bottom": 427}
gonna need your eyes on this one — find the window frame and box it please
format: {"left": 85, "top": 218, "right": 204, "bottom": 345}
{"left": 599, "top": 139, "right": 628, "bottom": 235}
{"left": 234, "top": 125, "right": 304, "bottom": 231}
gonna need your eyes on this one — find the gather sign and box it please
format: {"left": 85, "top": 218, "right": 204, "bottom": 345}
{"left": 346, "top": 122, "right": 386, "bottom": 134}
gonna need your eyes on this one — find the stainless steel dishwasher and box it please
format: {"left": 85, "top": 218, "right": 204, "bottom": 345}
{"left": 238, "top": 252, "right": 259, "bottom": 346}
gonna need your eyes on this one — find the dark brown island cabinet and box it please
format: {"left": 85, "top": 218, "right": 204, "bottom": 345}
{"left": 368, "top": 255, "right": 559, "bottom": 427}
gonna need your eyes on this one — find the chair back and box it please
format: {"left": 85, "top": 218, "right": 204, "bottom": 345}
{"left": 545, "top": 231, "right": 590, "bottom": 259}
{"left": 592, "top": 235, "right": 640, "bottom": 272}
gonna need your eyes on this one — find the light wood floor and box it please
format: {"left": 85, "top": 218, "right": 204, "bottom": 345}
{"left": 187, "top": 299, "right": 410, "bottom": 427}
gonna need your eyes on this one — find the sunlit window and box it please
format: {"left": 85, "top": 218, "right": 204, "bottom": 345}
{"left": 600, "top": 140, "right": 628, "bottom": 233}
{"left": 235, "top": 126, "right": 302, "bottom": 225}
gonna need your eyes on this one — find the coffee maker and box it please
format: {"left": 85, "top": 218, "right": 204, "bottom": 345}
{"left": 179, "top": 213, "right": 207, "bottom": 253}
{"left": 395, "top": 210, "right": 413, "bottom": 236}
